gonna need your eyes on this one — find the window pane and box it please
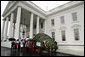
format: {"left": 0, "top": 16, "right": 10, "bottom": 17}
{"left": 41, "top": 22, "right": 43, "bottom": 28}
{"left": 34, "top": 25, "right": 36, "bottom": 29}
{"left": 51, "top": 19, "right": 54, "bottom": 26}
{"left": 60, "top": 16, "right": 65, "bottom": 24}
{"left": 52, "top": 32, "right": 55, "bottom": 41}
{"left": 61, "top": 30, "right": 66, "bottom": 41}
{"left": 72, "top": 12, "right": 77, "bottom": 21}
{"left": 74, "top": 28, "right": 79, "bottom": 40}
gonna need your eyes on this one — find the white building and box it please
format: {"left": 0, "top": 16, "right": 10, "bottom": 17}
{"left": 1, "top": 1, "right": 84, "bottom": 56}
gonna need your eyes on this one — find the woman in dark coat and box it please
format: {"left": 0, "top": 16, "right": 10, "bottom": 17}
{"left": 18, "top": 42, "right": 21, "bottom": 51}
{"left": 11, "top": 41, "right": 14, "bottom": 49}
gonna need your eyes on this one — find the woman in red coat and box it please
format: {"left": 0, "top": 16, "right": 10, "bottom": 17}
{"left": 29, "top": 42, "right": 33, "bottom": 49}
{"left": 29, "top": 42, "right": 33, "bottom": 54}
{"left": 40, "top": 42, "right": 43, "bottom": 54}
{"left": 32, "top": 42, "right": 35, "bottom": 53}
{"left": 41, "top": 42, "right": 43, "bottom": 48}
{"left": 14, "top": 41, "right": 18, "bottom": 49}
{"left": 37, "top": 47, "right": 41, "bottom": 55}
{"left": 45, "top": 46, "right": 48, "bottom": 53}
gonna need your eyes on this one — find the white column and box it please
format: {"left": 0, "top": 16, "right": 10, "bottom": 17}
{"left": 44, "top": 19, "right": 47, "bottom": 34}
{"left": 13, "top": 23, "right": 15, "bottom": 38}
{"left": 36, "top": 16, "right": 39, "bottom": 34}
{"left": 4, "top": 17, "right": 9, "bottom": 41}
{"left": 43, "top": 19, "right": 45, "bottom": 33}
{"left": 24, "top": 25, "right": 27, "bottom": 38}
{"left": 20, "top": 24, "right": 22, "bottom": 39}
{"left": 9, "top": 13, "right": 14, "bottom": 38}
{"left": 29, "top": 13, "right": 34, "bottom": 38}
{"left": 14, "top": 7, "right": 21, "bottom": 39}
{"left": 1, "top": 19, "right": 5, "bottom": 41}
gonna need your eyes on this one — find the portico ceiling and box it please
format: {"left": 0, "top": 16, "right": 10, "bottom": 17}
{"left": 13, "top": 8, "right": 34, "bottom": 27}
{"left": 13, "top": 7, "right": 44, "bottom": 28}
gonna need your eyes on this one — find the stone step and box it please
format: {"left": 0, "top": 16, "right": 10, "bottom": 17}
{"left": 57, "top": 49, "right": 84, "bottom": 56}
{"left": 1, "top": 41, "right": 11, "bottom": 48}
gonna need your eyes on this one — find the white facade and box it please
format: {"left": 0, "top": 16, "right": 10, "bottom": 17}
{"left": 1, "top": 1, "right": 84, "bottom": 56}
{"left": 45, "top": 3, "right": 84, "bottom": 55}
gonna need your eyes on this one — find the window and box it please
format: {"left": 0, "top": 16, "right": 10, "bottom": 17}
{"left": 60, "top": 16, "right": 65, "bottom": 24}
{"left": 74, "top": 28, "right": 79, "bottom": 40}
{"left": 33, "top": 34, "right": 36, "bottom": 36}
{"left": 52, "top": 32, "right": 55, "bottom": 41}
{"left": 61, "top": 30, "right": 66, "bottom": 41}
{"left": 51, "top": 19, "right": 54, "bottom": 26}
{"left": 72, "top": 12, "right": 77, "bottom": 21}
{"left": 34, "top": 25, "right": 36, "bottom": 29}
{"left": 41, "top": 22, "right": 43, "bottom": 28}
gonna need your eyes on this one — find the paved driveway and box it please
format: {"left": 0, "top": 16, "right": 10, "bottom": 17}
{"left": 1, "top": 47, "right": 75, "bottom": 56}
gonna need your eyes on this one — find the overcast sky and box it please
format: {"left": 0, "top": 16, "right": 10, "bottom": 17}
{"left": 1, "top": 1, "right": 70, "bottom": 30}
{"left": 32, "top": 1, "right": 70, "bottom": 11}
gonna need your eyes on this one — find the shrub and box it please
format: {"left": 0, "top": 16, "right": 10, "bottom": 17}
{"left": 33, "top": 33, "right": 58, "bottom": 50}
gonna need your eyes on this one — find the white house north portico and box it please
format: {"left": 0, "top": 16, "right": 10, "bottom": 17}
{"left": 2, "top": 1, "right": 45, "bottom": 39}
{"left": 1, "top": 1, "right": 84, "bottom": 56}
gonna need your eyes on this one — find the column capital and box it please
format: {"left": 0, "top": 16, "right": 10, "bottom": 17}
{"left": 10, "top": 12, "right": 14, "bottom": 14}
{"left": 31, "top": 12, "right": 34, "bottom": 15}
{"left": 2, "top": 19, "right": 6, "bottom": 21}
{"left": 37, "top": 15, "right": 40, "bottom": 17}
{"left": 17, "top": 5, "right": 22, "bottom": 8}
{"left": 30, "top": 12, "right": 35, "bottom": 16}
{"left": 6, "top": 17, "right": 9, "bottom": 19}
{"left": 10, "top": 13, "right": 14, "bottom": 18}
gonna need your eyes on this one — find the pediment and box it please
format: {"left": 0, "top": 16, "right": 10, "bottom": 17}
{"left": 2, "top": 1, "right": 18, "bottom": 17}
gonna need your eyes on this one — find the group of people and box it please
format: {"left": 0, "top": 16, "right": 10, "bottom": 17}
{"left": 23, "top": 40, "right": 35, "bottom": 54}
{"left": 11, "top": 38, "right": 57, "bottom": 56}
{"left": 45, "top": 46, "right": 57, "bottom": 56}
{"left": 11, "top": 39, "right": 36, "bottom": 53}
{"left": 11, "top": 41, "right": 21, "bottom": 50}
